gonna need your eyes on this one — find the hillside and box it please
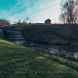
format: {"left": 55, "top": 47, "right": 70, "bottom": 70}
{"left": 0, "top": 39, "right": 78, "bottom": 78}
{"left": 0, "top": 39, "right": 25, "bottom": 48}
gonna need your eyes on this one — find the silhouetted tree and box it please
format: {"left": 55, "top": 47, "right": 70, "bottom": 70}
{"left": 45, "top": 18, "right": 51, "bottom": 24}
{"left": 13, "top": 19, "right": 28, "bottom": 27}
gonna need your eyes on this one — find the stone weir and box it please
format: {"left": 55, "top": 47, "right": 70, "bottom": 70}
{"left": 2, "top": 26, "right": 25, "bottom": 45}
{"left": 23, "top": 24, "right": 78, "bottom": 52}
{"left": 0, "top": 24, "right": 78, "bottom": 52}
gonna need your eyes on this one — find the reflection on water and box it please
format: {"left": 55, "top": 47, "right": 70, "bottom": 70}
{"left": 30, "top": 43, "right": 78, "bottom": 60}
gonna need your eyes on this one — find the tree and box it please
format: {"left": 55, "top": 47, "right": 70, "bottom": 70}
{"left": 44, "top": 18, "right": 51, "bottom": 24}
{"left": 60, "top": 0, "right": 76, "bottom": 24}
{"left": 73, "top": 0, "right": 78, "bottom": 23}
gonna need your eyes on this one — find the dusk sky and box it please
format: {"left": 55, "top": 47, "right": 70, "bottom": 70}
{"left": 0, "top": 0, "right": 63, "bottom": 23}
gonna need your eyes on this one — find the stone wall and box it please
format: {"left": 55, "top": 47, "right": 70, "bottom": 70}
{"left": 0, "top": 24, "right": 78, "bottom": 52}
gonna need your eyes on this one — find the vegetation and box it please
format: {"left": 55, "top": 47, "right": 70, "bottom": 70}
{"left": 0, "top": 39, "right": 25, "bottom": 48}
{"left": 0, "top": 0, "right": 78, "bottom": 77}
{"left": 60, "top": 0, "right": 78, "bottom": 24}
{"left": 0, "top": 39, "right": 78, "bottom": 78}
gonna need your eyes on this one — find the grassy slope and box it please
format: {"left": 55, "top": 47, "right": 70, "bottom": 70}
{"left": 0, "top": 39, "right": 25, "bottom": 48}
{"left": 0, "top": 39, "right": 78, "bottom": 78}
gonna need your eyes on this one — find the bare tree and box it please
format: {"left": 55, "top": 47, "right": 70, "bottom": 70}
{"left": 73, "top": 0, "right": 78, "bottom": 23}
{"left": 60, "top": 0, "right": 77, "bottom": 24}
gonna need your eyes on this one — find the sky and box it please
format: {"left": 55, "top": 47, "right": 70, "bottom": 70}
{"left": 0, "top": 0, "right": 62, "bottom": 23}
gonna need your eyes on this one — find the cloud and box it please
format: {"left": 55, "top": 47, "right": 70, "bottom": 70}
{"left": 30, "top": 0, "right": 61, "bottom": 23}
{"left": 0, "top": 0, "right": 62, "bottom": 23}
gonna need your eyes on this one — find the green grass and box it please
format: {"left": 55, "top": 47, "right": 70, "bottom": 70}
{"left": 0, "top": 39, "right": 78, "bottom": 78}
{"left": 0, "top": 39, "right": 25, "bottom": 48}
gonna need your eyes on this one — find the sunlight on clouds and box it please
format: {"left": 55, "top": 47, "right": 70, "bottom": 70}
{"left": 0, "top": 0, "right": 62, "bottom": 23}
{"left": 30, "top": 0, "right": 61, "bottom": 23}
